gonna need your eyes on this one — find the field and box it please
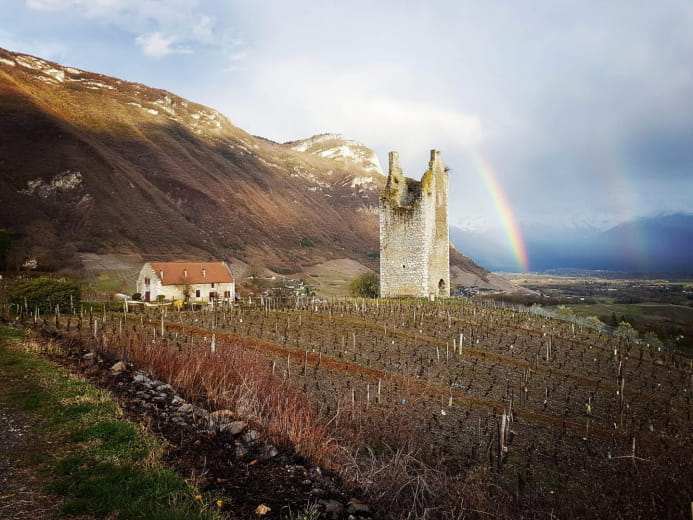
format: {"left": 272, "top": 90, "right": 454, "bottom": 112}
{"left": 5, "top": 297, "right": 692, "bottom": 519}
{"left": 500, "top": 274, "right": 693, "bottom": 354}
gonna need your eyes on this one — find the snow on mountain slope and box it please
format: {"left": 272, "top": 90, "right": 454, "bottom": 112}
{"left": 287, "top": 133, "right": 384, "bottom": 177}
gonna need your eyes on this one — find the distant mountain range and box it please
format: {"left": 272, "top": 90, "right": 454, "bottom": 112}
{"left": 451, "top": 213, "right": 693, "bottom": 274}
{"left": 0, "top": 48, "right": 498, "bottom": 288}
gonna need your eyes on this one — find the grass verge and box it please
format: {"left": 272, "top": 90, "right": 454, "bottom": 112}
{"left": 0, "top": 325, "right": 222, "bottom": 519}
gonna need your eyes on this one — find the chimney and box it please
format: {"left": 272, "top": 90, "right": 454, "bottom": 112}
{"left": 159, "top": 270, "right": 164, "bottom": 279}
{"left": 183, "top": 268, "right": 188, "bottom": 278}
{"left": 202, "top": 268, "right": 206, "bottom": 278}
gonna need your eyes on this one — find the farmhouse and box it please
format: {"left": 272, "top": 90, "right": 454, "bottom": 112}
{"left": 136, "top": 262, "right": 235, "bottom": 303}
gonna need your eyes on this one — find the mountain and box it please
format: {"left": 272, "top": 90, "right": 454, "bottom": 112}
{"left": 0, "top": 48, "right": 497, "bottom": 289}
{"left": 451, "top": 213, "right": 693, "bottom": 274}
{"left": 286, "top": 133, "right": 384, "bottom": 177}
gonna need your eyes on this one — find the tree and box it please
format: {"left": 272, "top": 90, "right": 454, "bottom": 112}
{"left": 555, "top": 305, "right": 575, "bottom": 319}
{"left": 615, "top": 321, "right": 638, "bottom": 341}
{"left": 349, "top": 271, "right": 379, "bottom": 298}
{"left": 642, "top": 331, "right": 663, "bottom": 349}
{"left": 8, "top": 278, "right": 80, "bottom": 314}
{"left": 181, "top": 283, "right": 192, "bottom": 303}
{"left": 583, "top": 316, "right": 606, "bottom": 331}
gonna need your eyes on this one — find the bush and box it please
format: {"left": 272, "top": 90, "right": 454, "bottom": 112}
{"left": 349, "top": 271, "right": 379, "bottom": 298}
{"left": 8, "top": 278, "right": 80, "bottom": 314}
{"left": 131, "top": 293, "right": 142, "bottom": 301}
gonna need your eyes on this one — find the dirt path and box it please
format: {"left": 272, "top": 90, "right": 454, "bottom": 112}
{"left": 0, "top": 390, "right": 58, "bottom": 519}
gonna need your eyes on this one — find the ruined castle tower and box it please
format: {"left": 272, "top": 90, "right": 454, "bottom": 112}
{"left": 379, "top": 150, "right": 450, "bottom": 298}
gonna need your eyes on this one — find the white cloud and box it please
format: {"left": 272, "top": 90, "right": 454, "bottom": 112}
{"left": 220, "top": 59, "right": 485, "bottom": 173}
{"left": 192, "top": 15, "right": 214, "bottom": 42}
{"left": 24, "top": 0, "right": 244, "bottom": 61}
{"left": 26, "top": 0, "right": 133, "bottom": 16}
{"left": 135, "top": 32, "right": 192, "bottom": 58}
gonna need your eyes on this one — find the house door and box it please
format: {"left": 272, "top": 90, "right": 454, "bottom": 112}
{"left": 145, "top": 291, "right": 151, "bottom": 302}
{"left": 438, "top": 279, "right": 446, "bottom": 295}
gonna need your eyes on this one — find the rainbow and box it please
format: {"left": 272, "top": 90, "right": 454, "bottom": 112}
{"left": 468, "top": 149, "right": 530, "bottom": 272}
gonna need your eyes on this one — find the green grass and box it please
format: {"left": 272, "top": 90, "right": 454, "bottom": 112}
{"left": 561, "top": 303, "right": 646, "bottom": 318}
{"left": 559, "top": 302, "right": 693, "bottom": 321}
{"left": 0, "top": 325, "right": 222, "bottom": 519}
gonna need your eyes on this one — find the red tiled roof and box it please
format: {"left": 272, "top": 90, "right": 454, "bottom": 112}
{"left": 149, "top": 262, "right": 233, "bottom": 285}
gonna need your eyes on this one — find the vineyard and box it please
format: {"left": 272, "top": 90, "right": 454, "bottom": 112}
{"left": 5, "top": 297, "right": 692, "bottom": 519}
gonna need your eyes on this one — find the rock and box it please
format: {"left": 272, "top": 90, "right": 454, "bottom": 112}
{"left": 242, "top": 429, "right": 260, "bottom": 443}
{"left": 319, "top": 499, "right": 344, "bottom": 515}
{"left": 220, "top": 420, "right": 247, "bottom": 435}
{"left": 235, "top": 445, "right": 249, "bottom": 458}
{"left": 261, "top": 444, "right": 278, "bottom": 460}
{"left": 210, "top": 409, "right": 235, "bottom": 422}
{"left": 311, "top": 487, "right": 325, "bottom": 496}
{"left": 111, "top": 361, "right": 127, "bottom": 372}
{"left": 193, "top": 406, "right": 209, "bottom": 420}
{"left": 346, "top": 500, "right": 370, "bottom": 515}
{"left": 178, "top": 403, "right": 194, "bottom": 413}
{"left": 155, "top": 383, "right": 173, "bottom": 392}
{"left": 83, "top": 352, "right": 96, "bottom": 360}
{"left": 133, "top": 374, "right": 149, "bottom": 383}
{"left": 255, "top": 504, "right": 271, "bottom": 515}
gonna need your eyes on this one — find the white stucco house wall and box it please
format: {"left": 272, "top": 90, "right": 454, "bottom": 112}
{"left": 136, "top": 262, "right": 235, "bottom": 303}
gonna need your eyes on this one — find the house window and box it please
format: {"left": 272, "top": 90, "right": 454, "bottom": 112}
{"left": 224, "top": 291, "right": 231, "bottom": 298}
{"left": 195, "top": 289, "right": 200, "bottom": 298}
{"left": 144, "top": 277, "right": 151, "bottom": 285}
{"left": 211, "top": 283, "right": 215, "bottom": 288}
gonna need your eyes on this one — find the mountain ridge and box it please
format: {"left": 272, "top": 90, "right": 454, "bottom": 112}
{"left": 0, "top": 48, "right": 496, "bottom": 290}
{"left": 451, "top": 212, "right": 693, "bottom": 274}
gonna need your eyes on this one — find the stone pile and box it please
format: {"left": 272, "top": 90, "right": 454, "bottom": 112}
{"left": 115, "top": 367, "right": 282, "bottom": 464}
{"left": 100, "top": 357, "right": 373, "bottom": 519}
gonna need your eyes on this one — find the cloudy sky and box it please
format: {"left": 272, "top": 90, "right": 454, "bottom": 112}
{"left": 2, "top": 0, "right": 692, "bottom": 236}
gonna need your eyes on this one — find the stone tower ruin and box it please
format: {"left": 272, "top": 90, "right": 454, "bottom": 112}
{"left": 379, "top": 150, "right": 450, "bottom": 298}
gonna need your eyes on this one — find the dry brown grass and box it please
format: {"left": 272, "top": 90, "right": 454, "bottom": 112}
{"left": 83, "top": 331, "right": 504, "bottom": 519}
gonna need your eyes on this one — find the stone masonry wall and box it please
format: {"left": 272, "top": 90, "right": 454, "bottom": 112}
{"left": 427, "top": 151, "right": 450, "bottom": 297}
{"left": 379, "top": 150, "right": 449, "bottom": 298}
{"left": 379, "top": 202, "right": 428, "bottom": 297}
